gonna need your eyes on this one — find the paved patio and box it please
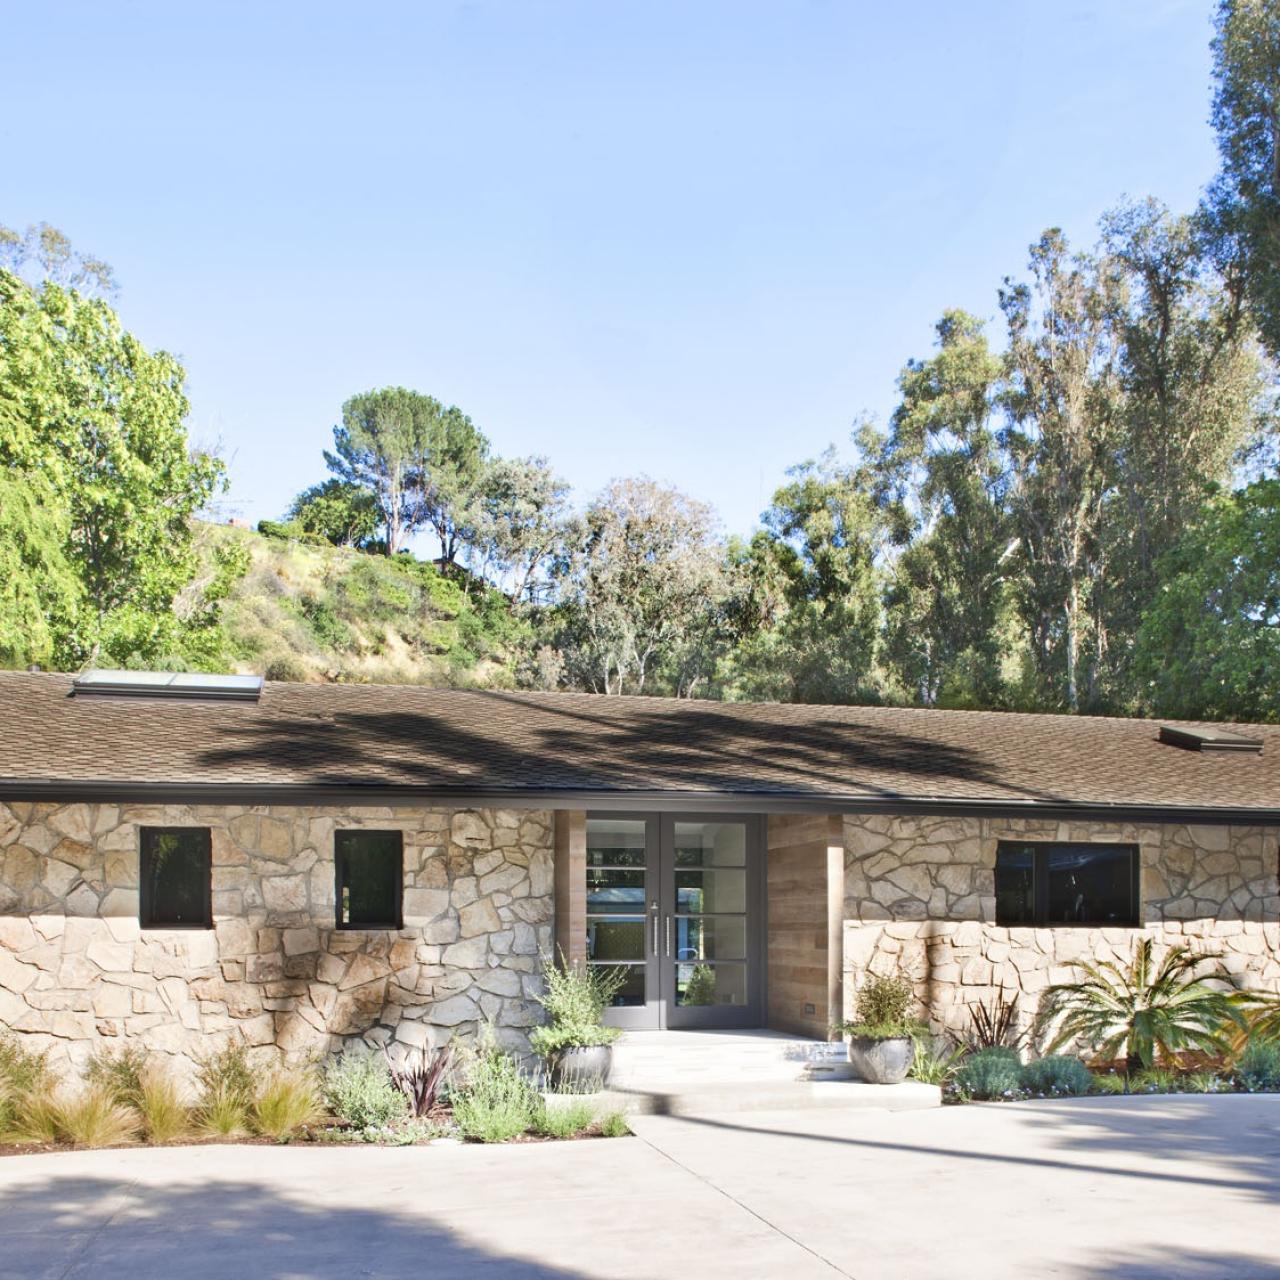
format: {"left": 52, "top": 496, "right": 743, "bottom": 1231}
{"left": 1, "top": 1095, "right": 1277, "bottom": 1279}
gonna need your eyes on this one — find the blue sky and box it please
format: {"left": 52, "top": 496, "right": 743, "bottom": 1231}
{"left": 3, "top": 1, "right": 1221, "bottom": 544}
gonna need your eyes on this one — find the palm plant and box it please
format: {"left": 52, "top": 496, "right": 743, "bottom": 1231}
{"left": 1035, "top": 940, "right": 1244, "bottom": 1077}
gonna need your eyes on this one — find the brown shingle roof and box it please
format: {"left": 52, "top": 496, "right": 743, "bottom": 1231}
{"left": 1, "top": 671, "right": 1277, "bottom": 817}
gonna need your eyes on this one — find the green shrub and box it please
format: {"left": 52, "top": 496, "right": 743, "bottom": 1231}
{"left": 83, "top": 1044, "right": 149, "bottom": 1108}
{"left": 1131, "top": 1067, "right": 1178, "bottom": 1093}
{"left": 910, "top": 1038, "right": 966, "bottom": 1085}
{"left": 529, "top": 961, "right": 624, "bottom": 1059}
{"left": 533, "top": 1097, "right": 596, "bottom": 1139}
{"left": 195, "top": 1041, "right": 261, "bottom": 1112}
{"left": 1090, "top": 1072, "right": 1127, "bottom": 1095}
{"left": 1237, "top": 1037, "right": 1280, "bottom": 1089}
{"left": 323, "top": 1052, "right": 409, "bottom": 1131}
{"left": 451, "top": 1039, "right": 539, "bottom": 1143}
{"left": 1019, "top": 1055, "right": 1093, "bottom": 1096}
{"left": 953, "top": 1046, "right": 1023, "bottom": 1100}
{"left": 263, "top": 653, "right": 310, "bottom": 682}
{"left": 0, "top": 1032, "right": 50, "bottom": 1096}
{"left": 840, "top": 971, "right": 918, "bottom": 1040}
{"left": 1181, "top": 1072, "right": 1229, "bottom": 1094}
{"left": 598, "top": 1111, "right": 630, "bottom": 1138}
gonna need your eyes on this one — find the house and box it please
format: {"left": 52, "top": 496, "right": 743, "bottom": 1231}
{"left": 0, "top": 668, "right": 1277, "bottom": 1067}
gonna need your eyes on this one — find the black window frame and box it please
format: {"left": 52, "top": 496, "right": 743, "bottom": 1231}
{"left": 334, "top": 829, "right": 404, "bottom": 931}
{"left": 139, "top": 826, "right": 213, "bottom": 930}
{"left": 995, "top": 840, "right": 1141, "bottom": 927}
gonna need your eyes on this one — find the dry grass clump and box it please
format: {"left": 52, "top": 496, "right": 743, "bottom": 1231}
{"left": 252, "top": 1070, "right": 324, "bottom": 1139}
{"left": 136, "top": 1067, "right": 191, "bottom": 1143}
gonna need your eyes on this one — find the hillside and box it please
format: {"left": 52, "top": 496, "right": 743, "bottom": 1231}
{"left": 197, "top": 522, "right": 528, "bottom": 687}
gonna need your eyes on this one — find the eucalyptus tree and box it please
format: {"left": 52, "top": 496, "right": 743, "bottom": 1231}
{"left": 878, "top": 310, "right": 1011, "bottom": 706}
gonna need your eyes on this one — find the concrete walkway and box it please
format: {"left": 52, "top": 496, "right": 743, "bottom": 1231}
{"left": 0, "top": 1096, "right": 1277, "bottom": 1279}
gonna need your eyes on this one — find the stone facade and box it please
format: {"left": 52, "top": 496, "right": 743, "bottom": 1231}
{"left": 0, "top": 802, "right": 553, "bottom": 1072}
{"left": 843, "top": 814, "right": 1280, "bottom": 1045}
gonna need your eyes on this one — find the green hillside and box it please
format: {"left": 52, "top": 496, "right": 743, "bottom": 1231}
{"left": 199, "top": 522, "right": 527, "bottom": 686}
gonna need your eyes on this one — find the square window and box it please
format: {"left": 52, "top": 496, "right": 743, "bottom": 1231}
{"left": 335, "top": 830, "right": 403, "bottom": 929}
{"left": 140, "top": 828, "right": 212, "bottom": 928}
{"left": 995, "top": 842, "right": 1139, "bottom": 927}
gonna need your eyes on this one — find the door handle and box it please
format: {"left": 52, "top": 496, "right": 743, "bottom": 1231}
{"left": 651, "top": 913, "right": 659, "bottom": 956}
{"left": 665, "top": 915, "right": 672, "bottom": 958}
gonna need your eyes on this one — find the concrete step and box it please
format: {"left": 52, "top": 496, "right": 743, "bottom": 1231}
{"left": 597, "top": 1079, "right": 941, "bottom": 1116}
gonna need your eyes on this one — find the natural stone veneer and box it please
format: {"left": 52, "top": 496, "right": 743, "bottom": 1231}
{"left": 843, "top": 815, "right": 1280, "bottom": 1044}
{"left": 0, "top": 802, "right": 553, "bottom": 1070}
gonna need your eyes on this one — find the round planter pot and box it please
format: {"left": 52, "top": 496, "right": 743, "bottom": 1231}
{"left": 847, "top": 1036, "right": 913, "bottom": 1085}
{"left": 549, "top": 1044, "right": 613, "bottom": 1091}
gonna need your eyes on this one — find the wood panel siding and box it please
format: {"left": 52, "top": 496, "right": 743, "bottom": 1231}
{"left": 766, "top": 813, "right": 843, "bottom": 1039}
{"left": 554, "top": 810, "right": 587, "bottom": 969}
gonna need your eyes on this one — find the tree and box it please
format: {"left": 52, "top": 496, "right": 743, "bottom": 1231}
{"left": 286, "top": 479, "right": 379, "bottom": 547}
{"left": 999, "top": 230, "right": 1121, "bottom": 712}
{"left": 412, "top": 404, "right": 489, "bottom": 565}
{"left": 1133, "top": 478, "right": 1280, "bottom": 721}
{"left": 465, "top": 456, "right": 570, "bottom": 608}
{"left": 325, "top": 388, "right": 436, "bottom": 555}
{"left": 1205, "top": 0, "right": 1280, "bottom": 360}
{"left": 0, "top": 268, "right": 224, "bottom": 667}
{"left": 731, "top": 436, "right": 884, "bottom": 704}
{"left": 0, "top": 221, "right": 116, "bottom": 298}
{"left": 878, "top": 311, "right": 1012, "bottom": 706}
{"left": 553, "top": 478, "right": 731, "bottom": 696}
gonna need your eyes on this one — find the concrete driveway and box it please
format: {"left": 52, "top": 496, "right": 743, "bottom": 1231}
{"left": 1, "top": 1096, "right": 1277, "bottom": 1279}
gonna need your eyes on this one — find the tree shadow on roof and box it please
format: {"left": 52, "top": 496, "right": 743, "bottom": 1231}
{"left": 197, "top": 688, "right": 1058, "bottom": 803}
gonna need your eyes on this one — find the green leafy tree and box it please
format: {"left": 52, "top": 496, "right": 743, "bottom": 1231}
{"left": 413, "top": 403, "right": 489, "bottom": 566}
{"left": 1205, "top": 0, "right": 1280, "bottom": 360}
{"left": 732, "top": 436, "right": 884, "bottom": 704}
{"left": 0, "top": 268, "right": 223, "bottom": 667}
{"left": 1134, "top": 478, "right": 1280, "bottom": 721}
{"left": 465, "top": 455, "right": 569, "bottom": 608}
{"left": 879, "top": 311, "right": 1012, "bottom": 706}
{"left": 286, "top": 479, "right": 379, "bottom": 547}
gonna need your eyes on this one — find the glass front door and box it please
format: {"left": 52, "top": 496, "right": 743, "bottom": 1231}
{"left": 587, "top": 813, "right": 762, "bottom": 1030}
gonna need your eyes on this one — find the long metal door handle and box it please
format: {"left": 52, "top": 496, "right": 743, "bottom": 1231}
{"left": 651, "top": 914, "right": 658, "bottom": 956}
{"left": 665, "top": 915, "right": 672, "bottom": 958}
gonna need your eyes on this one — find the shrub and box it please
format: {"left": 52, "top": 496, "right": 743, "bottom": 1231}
{"left": 967, "top": 988, "right": 1026, "bottom": 1051}
{"left": 529, "top": 960, "right": 624, "bottom": 1059}
{"left": 1237, "top": 1037, "right": 1280, "bottom": 1090}
{"left": 10, "top": 1086, "right": 62, "bottom": 1143}
{"left": 910, "top": 1038, "right": 966, "bottom": 1085}
{"left": 533, "top": 1097, "right": 596, "bottom": 1139}
{"left": 137, "top": 1067, "right": 190, "bottom": 1143}
{"left": 60, "top": 1086, "right": 140, "bottom": 1147}
{"left": 953, "top": 1046, "right": 1023, "bottom": 1100}
{"left": 1036, "top": 940, "right": 1243, "bottom": 1074}
{"left": 387, "top": 1046, "right": 452, "bottom": 1118}
{"left": 598, "top": 1111, "right": 630, "bottom": 1138}
{"left": 840, "top": 971, "right": 917, "bottom": 1040}
{"left": 263, "top": 653, "right": 310, "bottom": 682}
{"left": 83, "top": 1044, "right": 149, "bottom": 1108}
{"left": 1131, "top": 1067, "right": 1178, "bottom": 1093}
{"left": 253, "top": 1070, "right": 323, "bottom": 1139}
{"left": 197, "top": 1082, "right": 250, "bottom": 1138}
{"left": 195, "top": 1041, "right": 261, "bottom": 1113}
{"left": 1090, "top": 1072, "right": 1127, "bottom": 1095}
{"left": 1019, "top": 1055, "right": 1093, "bottom": 1096}
{"left": 324, "top": 1052, "right": 409, "bottom": 1131}
{"left": 1181, "top": 1072, "right": 1228, "bottom": 1094}
{"left": 0, "top": 1033, "right": 50, "bottom": 1133}
{"left": 451, "top": 1039, "right": 539, "bottom": 1143}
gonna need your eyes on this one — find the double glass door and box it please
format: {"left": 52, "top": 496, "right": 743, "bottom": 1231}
{"left": 585, "top": 813, "right": 762, "bottom": 1030}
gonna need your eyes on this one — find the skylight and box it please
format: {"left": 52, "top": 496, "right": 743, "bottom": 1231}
{"left": 1158, "top": 724, "right": 1263, "bottom": 755}
{"left": 72, "top": 670, "right": 264, "bottom": 702}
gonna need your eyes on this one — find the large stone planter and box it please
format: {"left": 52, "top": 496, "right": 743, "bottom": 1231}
{"left": 847, "top": 1036, "right": 913, "bottom": 1085}
{"left": 548, "top": 1044, "right": 613, "bottom": 1091}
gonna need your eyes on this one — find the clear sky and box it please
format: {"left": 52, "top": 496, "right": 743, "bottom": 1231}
{"left": 3, "top": 0, "right": 1222, "bottom": 544}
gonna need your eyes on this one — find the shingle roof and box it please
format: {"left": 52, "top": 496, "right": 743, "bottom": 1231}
{"left": 1, "top": 671, "right": 1277, "bottom": 817}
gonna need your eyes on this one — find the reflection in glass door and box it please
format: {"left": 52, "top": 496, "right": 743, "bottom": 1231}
{"left": 589, "top": 813, "right": 761, "bottom": 1030}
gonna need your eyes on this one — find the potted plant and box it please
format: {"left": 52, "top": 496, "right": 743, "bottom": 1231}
{"left": 836, "top": 970, "right": 921, "bottom": 1085}
{"left": 530, "top": 957, "right": 625, "bottom": 1091}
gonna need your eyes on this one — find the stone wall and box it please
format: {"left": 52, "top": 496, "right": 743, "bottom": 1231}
{"left": 0, "top": 802, "right": 554, "bottom": 1072}
{"left": 843, "top": 814, "right": 1280, "bottom": 1044}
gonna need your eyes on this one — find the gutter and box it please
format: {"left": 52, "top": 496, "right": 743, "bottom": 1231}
{"left": 1, "top": 779, "right": 1278, "bottom": 826}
